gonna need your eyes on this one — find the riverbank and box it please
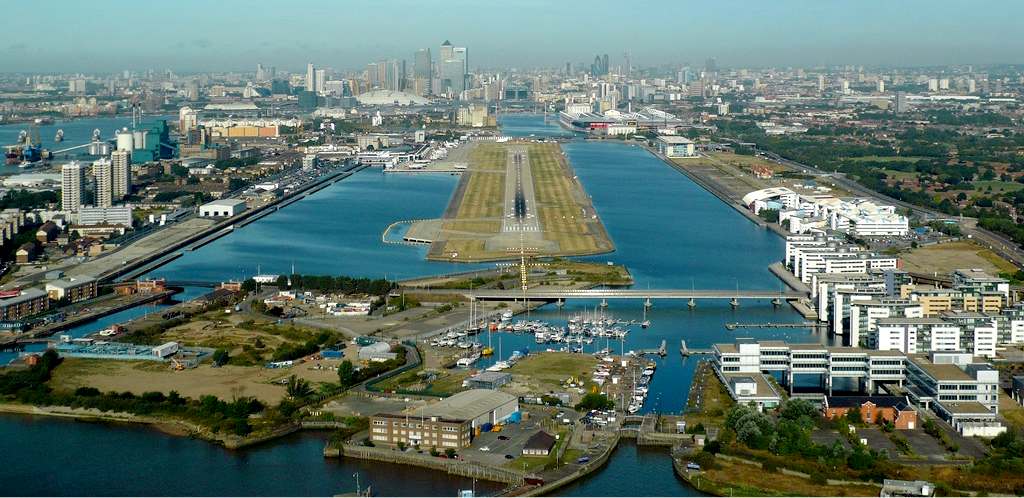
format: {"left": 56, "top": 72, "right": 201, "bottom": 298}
{"left": 75, "top": 162, "right": 366, "bottom": 284}
{"left": 0, "top": 401, "right": 303, "bottom": 449}
{"left": 672, "top": 450, "right": 882, "bottom": 496}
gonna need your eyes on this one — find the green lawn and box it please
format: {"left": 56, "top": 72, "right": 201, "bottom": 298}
{"left": 969, "top": 180, "right": 1024, "bottom": 193}
{"left": 850, "top": 155, "right": 928, "bottom": 163}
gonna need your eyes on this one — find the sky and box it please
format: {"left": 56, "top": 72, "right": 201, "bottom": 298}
{"left": 4, "top": 0, "right": 1024, "bottom": 73}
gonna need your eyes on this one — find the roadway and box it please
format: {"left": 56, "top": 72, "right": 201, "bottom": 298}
{"left": 460, "top": 288, "right": 807, "bottom": 301}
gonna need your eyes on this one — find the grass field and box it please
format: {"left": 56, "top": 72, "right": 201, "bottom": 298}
{"left": 900, "top": 240, "right": 1017, "bottom": 275}
{"left": 46, "top": 358, "right": 340, "bottom": 403}
{"left": 529, "top": 143, "right": 604, "bottom": 254}
{"left": 850, "top": 155, "right": 928, "bottom": 163}
{"left": 688, "top": 457, "right": 881, "bottom": 497}
{"left": 508, "top": 352, "right": 598, "bottom": 393}
{"left": 428, "top": 140, "right": 613, "bottom": 262}
{"left": 968, "top": 180, "right": 1024, "bottom": 194}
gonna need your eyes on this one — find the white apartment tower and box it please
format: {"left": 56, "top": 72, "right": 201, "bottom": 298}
{"left": 111, "top": 150, "right": 131, "bottom": 200}
{"left": 61, "top": 161, "right": 86, "bottom": 213}
{"left": 93, "top": 157, "right": 113, "bottom": 208}
{"left": 306, "top": 63, "right": 316, "bottom": 92}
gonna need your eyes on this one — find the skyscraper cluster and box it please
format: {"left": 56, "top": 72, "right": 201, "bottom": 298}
{"left": 438, "top": 40, "right": 468, "bottom": 98}
{"left": 61, "top": 153, "right": 131, "bottom": 213}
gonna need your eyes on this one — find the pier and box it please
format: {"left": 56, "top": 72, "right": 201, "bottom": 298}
{"left": 638, "top": 339, "right": 668, "bottom": 357}
{"left": 680, "top": 340, "right": 713, "bottom": 357}
{"left": 725, "top": 322, "right": 817, "bottom": 330}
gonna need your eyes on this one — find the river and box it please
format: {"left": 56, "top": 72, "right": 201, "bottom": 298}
{"left": 0, "top": 115, "right": 174, "bottom": 176}
{"left": 0, "top": 114, "right": 825, "bottom": 496}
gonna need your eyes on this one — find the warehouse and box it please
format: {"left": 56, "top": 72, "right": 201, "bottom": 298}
{"left": 199, "top": 199, "right": 247, "bottom": 218}
{"left": 369, "top": 389, "right": 519, "bottom": 449}
{"left": 419, "top": 389, "right": 519, "bottom": 429}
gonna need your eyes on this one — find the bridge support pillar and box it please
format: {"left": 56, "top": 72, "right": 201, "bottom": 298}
{"left": 771, "top": 297, "right": 781, "bottom": 307}
{"left": 556, "top": 299, "right": 564, "bottom": 308}
{"left": 643, "top": 298, "right": 652, "bottom": 309}
{"left": 729, "top": 298, "right": 739, "bottom": 309}
{"left": 687, "top": 298, "right": 696, "bottom": 309}
{"left": 600, "top": 298, "right": 608, "bottom": 309}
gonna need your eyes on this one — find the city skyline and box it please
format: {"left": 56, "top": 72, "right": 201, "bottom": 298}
{"left": 5, "top": 0, "right": 1024, "bottom": 72}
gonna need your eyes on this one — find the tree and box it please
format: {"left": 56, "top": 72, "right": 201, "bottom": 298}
{"left": 285, "top": 375, "right": 313, "bottom": 399}
{"left": 212, "top": 349, "right": 230, "bottom": 366}
{"left": 444, "top": 448, "right": 456, "bottom": 459}
{"left": 574, "top": 392, "right": 614, "bottom": 411}
{"left": 779, "top": 398, "right": 817, "bottom": 426}
{"left": 338, "top": 360, "right": 356, "bottom": 387}
{"left": 171, "top": 164, "right": 189, "bottom": 177}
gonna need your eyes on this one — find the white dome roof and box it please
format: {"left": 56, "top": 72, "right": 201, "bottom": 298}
{"left": 355, "top": 90, "right": 429, "bottom": 106}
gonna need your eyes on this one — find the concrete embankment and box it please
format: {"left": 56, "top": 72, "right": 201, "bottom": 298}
{"left": 516, "top": 433, "right": 621, "bottom": 497}
{"left": 644, "top": 146, "right": 788, "bottom": 237}
{"left": 103, "top": 164, "right": 366, "bottom": 283}
{"left": 326, "top": 443, "right": 522, "bottom": 485}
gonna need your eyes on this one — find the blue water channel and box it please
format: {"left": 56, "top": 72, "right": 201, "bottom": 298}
{"left": 0, "top": 114, "right": 827, "bottom": 496}
{"left": 0, "top": 115, "right": 173, "bottom": 176}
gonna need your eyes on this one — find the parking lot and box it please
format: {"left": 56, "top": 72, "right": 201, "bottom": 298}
{"left": 856, "top": 427, "right": 899, "bottom": 457}
{"left": 900, "top": 428, "right": 948, "bottom": 460}
{"left": 462, "top": 415, "right": 550, "bottom": 466}
{"left": 809, "top": 428, "right": 849, "bottom": 448}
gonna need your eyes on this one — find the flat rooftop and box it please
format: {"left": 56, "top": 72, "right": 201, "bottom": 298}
{"left": 416, "top": 389, "right": 516, "bottom": 421}
{"left": 938, "top": 401, "right": 992, "bottom": 415}
{"left": 723, "top": 373, "right": 779, "bottom": 399}
{"left": 908, "top": 355, "right": 973, "bottom": 381}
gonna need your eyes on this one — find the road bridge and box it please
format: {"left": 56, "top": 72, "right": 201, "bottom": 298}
{"left": 464, "top": 288, "right": 807, "bottom": 301}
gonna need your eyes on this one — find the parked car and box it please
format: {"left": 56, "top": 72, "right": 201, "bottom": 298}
{"left": 576, "top": 456, "right": 590, "bottom": 464}
{"left": 504, "top": 454, "right": 514, "bottom": 460}
{"left": 479, "top": 446, "right": 490, "bottom": 452}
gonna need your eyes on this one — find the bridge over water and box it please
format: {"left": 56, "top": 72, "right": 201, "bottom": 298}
{"left": 464, "top": 288, "right": 808, "bottom": 301}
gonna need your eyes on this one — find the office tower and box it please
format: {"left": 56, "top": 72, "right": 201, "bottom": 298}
{"left": 414, "top": 48, "right": 432, "bottom": 95}
{"left": 315, "top": 69, "right": 326, "bottom": 94}
{"left": 439, "top": 40, "right": 469, "bottom": 97}
{"left": 592, "top": 55, "right": 602, "bottom": 77}
{"left": 185, "top": 79, "right": 200, "bottom": 101}
{"left": 704, "top": 57, "right": 717, "bottom": 75}
{"left": 367, "top": 62, "right": 380, "bottom": 87}
{"left": 111, "top": 150, "right": 131, "bottom": 200}
{"left": 817, "top": 74, "right": 825, "bottom": 92}
{"left": 306, "top": 63, "right": 316, "bottom": 92}
{"left": 439, "top": 40, "right": 454, "bottom": 62}
{"left": 939, "top": 78, "right": 949, "bottom": 90}
{"left": 895, "top": 91, "right": 909, "bottom": 113}
{"left": 602, "top": 54, "right": 609, "bottom": 75}
{"left": 93, "top": 157, "right": 113, "bottom": 208}
{"left": 841, "top": 80, "right": 850, "bottom": 94}
{"left": 877, "top": 80, "right": 885, "bottom": 93}
{"left": 62, "top": 161, "right": 86, "bottom": 213}
{"left": 968, "top": 79, "right": 976, "bottom": 93}
{"left": 927, "top": 78, "right": 939, "bottom": 92}
{"left": 256, "top": 63, "right": 267, "bottom": 82}
{"left": 565, "top": 62, "right": 572, "bottom": 76}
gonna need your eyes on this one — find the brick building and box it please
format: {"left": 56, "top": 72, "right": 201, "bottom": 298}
{"left": 823, "top": 396, "right": 918, "bottom": 429}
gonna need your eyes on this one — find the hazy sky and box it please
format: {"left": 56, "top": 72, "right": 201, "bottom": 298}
{"left": 5, "top": 0, "right": 1024, "bottom": 73}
